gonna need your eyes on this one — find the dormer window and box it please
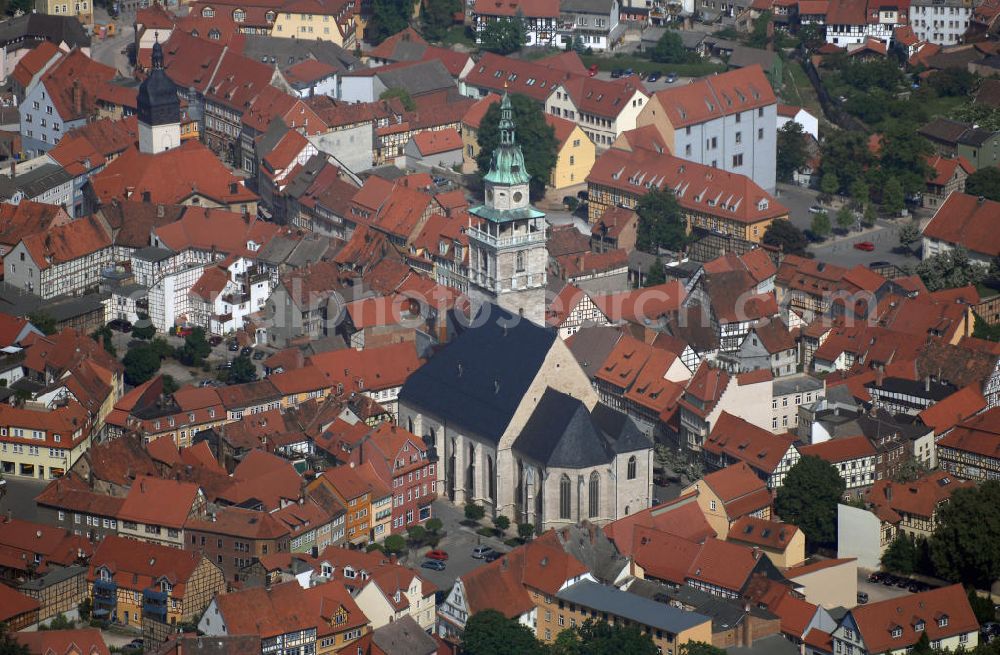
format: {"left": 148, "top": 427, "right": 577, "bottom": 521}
{"left": 891, "top": 627, "right": 903, "bottom": 638}
{"left": 265, "top": 10, "right": 275, "bottom": 21}
{"left": 915, "top": 620, "right": 925, "bottom": 632}
{"left": 232, "top": 8, "right": 246, "bottom": 21}
{"left": 99, "top": 567, "right": 112, "bottom": 582}
{"left": 938, "top": 615, "right": 949, "bottom": 628}
{"left": 344, "top": 567, "right": 356, "bottom": 579}
{"left": 160, "top": 580, "right": 172, "bottom": 594}
{"left": 757, "top": 199, "right": 769, "bottom": 211}
{"left": 201, "top": 5, "right": 214, "bottom": 16}
{"left": 209, "top": 29, "right": 221, "bottom": 40}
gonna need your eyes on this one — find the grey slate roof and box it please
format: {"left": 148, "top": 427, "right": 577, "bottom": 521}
{"left": 0, "top": 282, "right": 105, "bottom": 323}
{"left": 133, "top": 246, "right": 174, "bottom": 263}
{"left": 728, "top": 46, "right": 778, "bottom": 70}
{"left": 0, "top": 14, "right": 89, "bottom": 49}
{"left": 0, "top": 164, "right": 72, "bottom": 201}
{"left": 567, "top": 325, "right": 621, "bottom": 380}
{"left": 374, "top": 59, "right": 455, "bottom": 97}
{"left": 557, "top": 580, "right": 711, "bottom": 634}
{"left": 398, "top": 304, "right": 557, "bottom": 444}
{"left": 561, "top": 0, "right": 616, "bottom": 14}
{"left": 370, "top": 615, "right": 437, "bottom": 655}
{"left": 286, "top": 234, "right": 333, "bottom": 268}
{"left": 627, "top": 578, "right": 776, "bottom": 631}
{"left": 773, "top": 373, "right": 824, "bottom": 396}
{"left": 513, "top": 389, "right": 650, "bottom": 468}
{"left": 241, "top": 35, "right": 360, "bottom": 73}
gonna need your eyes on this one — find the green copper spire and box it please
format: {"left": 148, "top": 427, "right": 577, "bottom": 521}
{"left": 483, "top": 93, "right": 531, "bottom": 186}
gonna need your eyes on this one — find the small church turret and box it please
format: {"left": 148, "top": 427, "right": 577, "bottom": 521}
{"left": 137, "top": 37, "right": 181, "bottom": 155}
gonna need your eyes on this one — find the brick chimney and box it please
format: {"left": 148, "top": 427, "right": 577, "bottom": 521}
{"left": 72, "top": 79, "right": 83, "bottom": 117}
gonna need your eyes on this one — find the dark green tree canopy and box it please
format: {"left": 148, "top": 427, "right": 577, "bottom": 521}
{"left": 916, "top": 246, "right": 986, "bottom": 291}
{"left": 480, "top": 16, "right": 527, "bottom": 54}
{"left": 550, "top": 620, "right": 658, "bottom": 655}
{"left": 965, "top": 166, "right": 1000, "bottom": 201}
{"left": 775, "top": 455, "right": 846, "bottom": 546}
{"left": 776, "top": 122, "right": 807, "bottom": 183}
{"left": 123, "top": 345, "right": 162, "bottom": 386}
{"left": 462, "top": 610, "right": 547, "bottom": 655}
{"left": 476, "top": 94, "right": 557, "bottom": 200}
{"left": 929, "top": 481, "right": 1000, "bottom": 588}
{"left": 635, "top": 188, "right": 688, "bottom": 253}
{"left": 369, "top": 0, "right": 412, "bottom": 44}
{"left": 175, "top": 327, "right": 211, "bottom": 366}
{"left": 763, "top": 219, "right": 808, "bottom": 256}
{"left": 650, "top": 30, "right": 692, "bottom": 64}
{"left": 227, "top": 354, "right": 257, "bottom": 384}
{"left": 421, "top": 0, "right": 459, "bottom": 41}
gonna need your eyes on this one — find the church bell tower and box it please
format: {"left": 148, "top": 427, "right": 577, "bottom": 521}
{"left": 467, "top": 94, "right": 548, "bottom": 325}
{"left": 137, "top": 38, "right": 181, "bottom": 155}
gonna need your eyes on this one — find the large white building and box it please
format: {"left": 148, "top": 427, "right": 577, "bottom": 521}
{"left": 472, "top": 0, "right": 560, "bottom": 47}
{"left": 909, "top": 0, "right": 973, "bottom": 44}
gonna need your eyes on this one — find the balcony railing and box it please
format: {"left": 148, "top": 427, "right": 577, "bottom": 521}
{"left": 467, "top": 227, "right": 545, "bottom": 250}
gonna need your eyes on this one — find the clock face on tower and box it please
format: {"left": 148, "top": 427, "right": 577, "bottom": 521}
{"left": 513, "top": 191, "right": 523, "bottom": 203}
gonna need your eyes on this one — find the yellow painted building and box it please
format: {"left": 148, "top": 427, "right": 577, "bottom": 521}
{"left": 35, "top": 0, "right": 93, "bottom": 27}
{"left": 546, "top": 114, "right": 595, "bottom": 190}
{"left": 537, "top": 580, "right": 713, "bottom": 651}
{"left": 0, "top": 402, "right": 93, "bottom": 480}
{"left": 272, "top": 6, "right": 357, "bottom": 47}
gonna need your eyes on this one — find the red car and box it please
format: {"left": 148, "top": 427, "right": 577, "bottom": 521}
{"left": 425, "top": 550, "right": 449, "bottom": 561}
{"left": 853, "top": 241, "right": 875, "bottom": 251}
{"left": 588, "top": 64, "right": 599, "bottom": 77}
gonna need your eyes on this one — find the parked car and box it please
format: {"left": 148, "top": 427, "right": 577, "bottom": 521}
{"left": 646, "top": 71, "right": 661, "bottom": 83}
{"left": 108, "top": 319, "right": 132, "bottom": 333}
{"left": 853, "top": 241, "right": 876, "bottom": 251}
{"left": 425, "top": 550, "right": 449, "bottom": 561}
{"left": 124, "top": 639, "right": 144, "bottom": 652}
{"left": 421, "top": 560, "right": 446, "bottom": 571}
{"left": 868, "top": 572, "right": 883, "bottom": 583}
{"left": 228, "top": 341, "right": 239, "bottom": 352}
{"left": 240, "top": 346, "right": 253, "bottom": 357}
{"left": 209, "top": 335, "right": 223, "bottom": 346}
{"left": 471, "top": 546, "right": 495, "bottom": 559}
{"left": 176, "top": 326, "right": 194, "bottom": 337}
{"left": 623, "top": 68, "right": 634, "bottom": 76}
{"left": 588, "top": 64, "right": 599, "bottom": 77}
{"left": 665, "top": 72, "right": 678, "bottom": 84}
{"left": 808, "top": 205, "right": 827, "bottom": 214}
{"left": 610, "top": 69, "right": 623, "bottom": 78}
{"left": 252, "top": 351, "right": 266, "bottom": 360}
{"left": 483, "top": 550, "right": 503, "bottom": 562}
{"left": 857, "top": 592, "right": 869, "bottom": 604}
{"left": 216, "top": 362, "right": 232, "bottom": 371}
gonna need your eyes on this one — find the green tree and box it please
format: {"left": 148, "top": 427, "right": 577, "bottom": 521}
{"left": 480, "top": 16, "right": 527, "bottom": 55}
{"left": 92, "top": 326, "right": 116, "bottom": 357}
{"left": 644, "top": 257, "right": 667, "bottom": 286}
{"left": 897, "top": 221, "right": 921, "bottom": 253}
{"left": 912, "top": 633, "right": 934, "bottom": 655}
{"left": 878, "top": 125, "right": 932, "bottom": 195}
{"left": 176, "top": 327, "right": 211, "bottom": 366}
{"left": 28, "top": 311, "right": 56, "bottom": 336}
{"left": 0, "top": 622, "right": 29, "bottom": 655}
{"left": 132, "top": 314, "right": 155, "bottom": 340}
{"left": 965, "top": 166, "right": 1000, "bottom": 201}
{"left": 425, "top": 517, "right": 443, "bottom": 534}
{"left": 476, "top": 93, "right": 557, "bottom": 200}
{"left": 748, "top": 11, "right": 771, "bottom": 48}
{"left": 383, "top": 534, "right": 407, "bottom": 554}
{"left": 862, "top": 202, "right": 877, "bottom": 227}
{"left": 836, "top": 205, "right": 855, "bottom": 231}
{"left": 407, "top": 525, "right": 427, "bottom": 545}
{"left": 40, "top": 613, "right": 74, "bottom": 631}
{"left": 379, "top": 87, "right": 416, "bottom": 112}
{"left": 810, "top": 211, "right": 831, "bottom": 238}
{"left": 678, "top": 643, "right": 727, "bottom": 655}
{"left": 464, "top": 503, "right": 485, "bottom": 522}
{"left": 493, "top": 514, "right": 510, "bottom": 537}
{"left": 763, "top": 219, "right": 808, "bottom": 256}
{"left": 421, "top": 0, "right": 458, "bottom": 41}
{"left": 882, "top": 177, "right": 905, "bottom": 216}
{"left": 549, "top": 620, "right": 658, "bottom": 655}
{"left": 123, "top": 344, "right": 162, "bottom": 386}
{"left": 78, "top": 598, "right": 92, "bottom": 623}
{"left": 517, "top": 522, "right": 534, "bottom": 540}
{"left": 369, "top": 0, "right": 411, "bottom": 44}
{"left": 635, "top": 188, "right": 688, "bottom": 252}
{"left": 916, "top": 246, "right": 987, "bottom": 291}
{"left": 968, "top": 587, "right": 997, "bottom": 625}
{"left": 227, "top": 354, "right": 257, "bottom": 384}
{"left": 850, "top": 179, "right": 870, "bottom": 208}
{"left": 774, "top": 455, "right": 846, "bottom": 547}
{"left": 650, "top": 30, "right": 690, "bottom": 64}
{"left": 819, "top": 131, "right": 874, "bottom": 195}
{"left": 881, "top": 533, "right": 917, "bottom": 575}
{"left": 776, "top": 122, "right": 807, "bottom": 183}
{"left": 462, "top": 610, "right": 546, "bottom": 655}
{"left": 820, "top": 171, "right": 840, "bottom": 198}
{"left": 929, "top": 480, "right": 1000, "bottom": 588}
{"left": 161, "top": 374, "right": 179, "bottom": 395}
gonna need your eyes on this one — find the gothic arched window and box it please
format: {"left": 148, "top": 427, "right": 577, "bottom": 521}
{"left": 588, "top": 472, "right": 599, "bottom": 518}
{"left": 559, "top": 474, "right": 571, "bottom": 519}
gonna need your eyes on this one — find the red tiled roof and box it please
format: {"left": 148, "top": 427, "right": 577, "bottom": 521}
{"left": 0, "top": 583, "right": 39, "bottom": 622}
{"left": 729, "top": 516, "right": 801, "bottom": 551}
{"left": 922, "top": 192, "right": 1000, "bottom": 258}
{"left": 118, "top": 476, "right": 201, "bottom": 528}
{"left": 38, "top": 49, "right": 116, "bottom": 121}
{"left": 462, "top": 93, "right": 501, "bottom": 130}
{"left": 20, "top": 215, "right": 112, "bottom": 271}
{"left": 464, "top": 52, "right": 582, "bottom": 102}
{"left": 12, "top": 40, "right": 61, "bottom": 89}
{"left": 850, "top": 584, "right": 978, "bottom": 653}
{"left": 917, "top": 383, "right": 986, "bottom": 434}
{"left": 91, "top": 140, "right": 258, "bottom": 207}
{"left": 590, "top": 281, "right": 687, "bottom": 324}
{"left": 473, "top": 0, "right": 559, "bottom": 17}
{"left": 587, "top": 143, "right": 787, "bottom": 225}
{"left": 306, "top": 341, "right": 422, "bottom": 393}
{"left": 699, "top": 462, "right": 772, "bottom": 519}
{"left": 866, "top": 471, "right": 974, "bottom": 522}
{"left": 651, "top": 65, "right": 776, "bottom": 128}
{"left": 154, "top": 207, "right": 280, "bottom": 257}
{"left": 410, "top": 128, "right": 462, "bottom": 156}
{"left": 558, "top": 75, "right": 648, "bottom": 120}
{"left": 800, "top": 435, "right": 875, "bottom": 463}
{"left": 284, "top": 58, "right": 339, "bottom": 86}
{"left": 703, "top": 412, "right": 797, "bottom": 476}
{"left": 604, "top": 493, "right": 716, "bottom": 556}
{"left": 15, "top": 628, "right": 109, "bottom": 655}
{"left": 89, "top": 535, "right": 206, "bottom": 597}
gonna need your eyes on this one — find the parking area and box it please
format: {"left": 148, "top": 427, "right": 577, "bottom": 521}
{"left": 857, "top": 571, "right": 934, "bottom": 605}
{"left": 592, "top": 69, "right": 693, "bottom": 89}
{"left": 399, "top": 500, "right": 509, "bottom": 594}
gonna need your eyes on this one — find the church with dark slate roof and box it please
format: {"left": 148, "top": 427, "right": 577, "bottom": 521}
{"left": 398, "top": 305, "right": 653, "bottom": 532}
{"left": 137, "top": 38, "right": 181, "bottom": 155}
